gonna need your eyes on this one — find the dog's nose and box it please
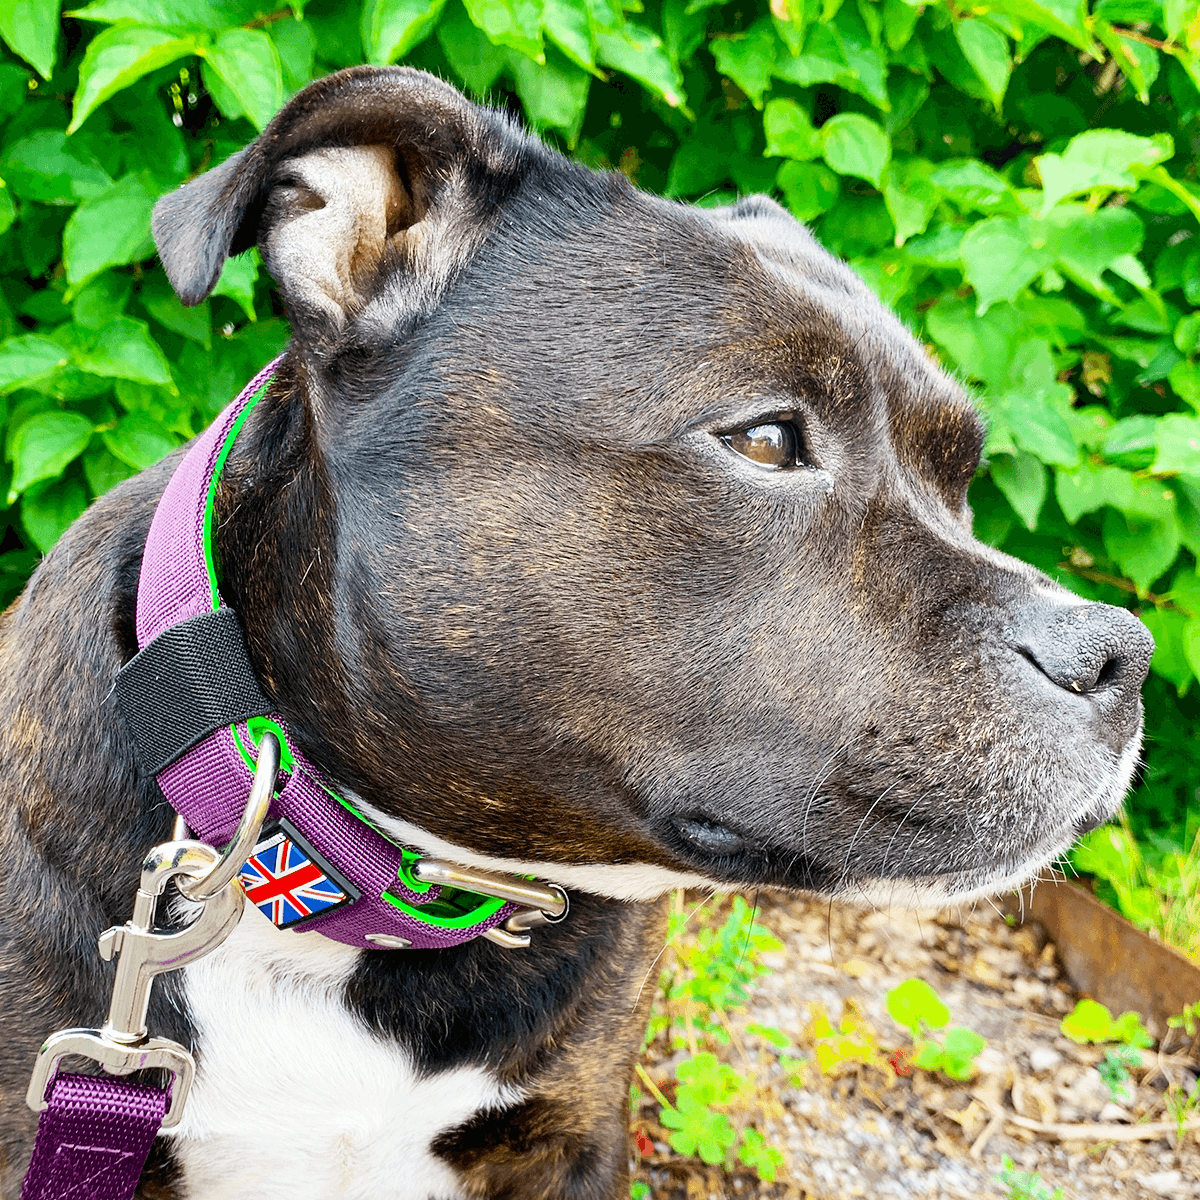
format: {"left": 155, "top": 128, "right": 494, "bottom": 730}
{"left": 1014, "top": 601, "right": 1153, "bottom": 745}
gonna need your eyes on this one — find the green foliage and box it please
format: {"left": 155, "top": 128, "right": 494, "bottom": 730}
{"left": 887, "top": 977, "right": 987, "bottom": 1080}
{"left": 1, "top": 0, "right": 1199, "bottom": 926}
{"left": 996, "top": 1155, "right": 1066, "bottom": 1200}
{"left": 639, "top": 895, "right": 791, "bottom": 1184}
{"left": 1060, "top": 996, "right": 1154, "bottom": 1047}
{"left": 1167, "top": 998, "right": 1200, "bottom": 1037}
{"left": 1071, "top": 817, "right": 1200, "bottom": 957}
{"left": 1096, "top": 1043, "right": 1141, "bottom": 1102}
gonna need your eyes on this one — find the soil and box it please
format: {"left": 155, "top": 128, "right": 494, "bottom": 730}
{"left": 631, "top": 892, "right": 1200, "bottom": 1200}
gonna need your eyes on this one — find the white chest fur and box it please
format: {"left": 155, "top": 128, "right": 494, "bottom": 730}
{"left": 170, "top": 910, "right": 521, "bottom": 1200}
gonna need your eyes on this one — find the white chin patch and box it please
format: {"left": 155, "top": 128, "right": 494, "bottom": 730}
{"left": 348, "top": 794, "right": 715, "bottom": 902}
{"left": 851, "top": 733, "right": 1143, "bottom": 912}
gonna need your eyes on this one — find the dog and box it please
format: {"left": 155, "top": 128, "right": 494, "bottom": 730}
{"left": 0, "top": 65, "right": 1153, "bottom": 1200}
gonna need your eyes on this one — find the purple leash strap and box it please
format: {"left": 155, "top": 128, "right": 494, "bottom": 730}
{"left": 21, "top": 1076, "right": 167, "bottom": 1200}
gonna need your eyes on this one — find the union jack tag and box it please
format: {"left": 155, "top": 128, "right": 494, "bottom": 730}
{"left": 238, "top": 819, "right": 359, "bottom": 929}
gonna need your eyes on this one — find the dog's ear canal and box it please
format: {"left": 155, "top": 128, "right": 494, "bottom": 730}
{"left": 152, "top": 66, "right": 514, "bottom": 335}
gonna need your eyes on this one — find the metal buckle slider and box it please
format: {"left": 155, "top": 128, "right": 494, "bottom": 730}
{"left": 410, "top": 859, "right": 568, "bottom": 949}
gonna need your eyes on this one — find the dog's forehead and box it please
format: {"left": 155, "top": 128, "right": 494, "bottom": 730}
{"left": 440, "top": 184, "right": 984, "bottom": 498}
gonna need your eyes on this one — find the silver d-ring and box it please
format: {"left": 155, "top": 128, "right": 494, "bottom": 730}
{"left": 178, "top": 731, "right": 280, "bottom": 901}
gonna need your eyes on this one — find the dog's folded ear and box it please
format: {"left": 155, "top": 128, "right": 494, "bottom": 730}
{"left": 152, "top": 66, "right": 519, "bottom": 338}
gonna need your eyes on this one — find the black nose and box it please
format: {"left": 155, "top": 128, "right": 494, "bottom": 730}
{"left": 1015, "top": 601, "right": 1153, "bottom": 745}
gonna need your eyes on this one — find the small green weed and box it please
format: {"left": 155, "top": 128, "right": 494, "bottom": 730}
{"left": 995, "top": 1155, "right": 1066, "bottom": 1200}
{"left": 804, "top": 998, "right": 892, "bottom": 1078}
{"left": 886, "top": 978, "right": 987, "bottom": 1081}
{"left": 1060, "top": 997, "right": 1154, "bottom": 1049}
{"left": 635, "top": 895, "right": 790, "bottom": 1187}
{"left": 1167, "top": 999, "right": 1200, "bottom": 1043}
{"left": 1060, "top": 998, "right": 1153, "bottom": 1104}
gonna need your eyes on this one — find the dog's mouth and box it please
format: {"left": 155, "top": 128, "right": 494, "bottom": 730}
{"left": 674, "top": 816, "right": 750, "bottom": 856}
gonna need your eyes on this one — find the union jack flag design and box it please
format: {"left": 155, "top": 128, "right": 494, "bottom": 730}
{"left": 238, "top": 819, "right": 358, "bottom": 929}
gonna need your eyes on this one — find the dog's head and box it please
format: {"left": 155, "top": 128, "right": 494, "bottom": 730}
{"left": 154, "top": 67, "right": 1153, "bottom": 910}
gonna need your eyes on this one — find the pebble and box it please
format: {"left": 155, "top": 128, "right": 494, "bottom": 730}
{"left": 1142, "top": 1170, "right": 1185, "bottom": 1196}
{"left": 1028, "top": 1045, "right": 1063, "bottom": 1073}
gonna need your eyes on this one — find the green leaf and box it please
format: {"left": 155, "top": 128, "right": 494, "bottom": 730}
{"left": 1036, "top": 129, "right": 1173, "bottom": 214}
{"left": 1103, "top": 506, "right": 1181, "bottom": 592}
{"left": 941, "top": 1027, "right": 987, "bottom": 1079}
{"left": 992, "top": 452, "right": 1048, "bottom": 529}
{"left": 101, "top": 411, "right": 178, "bottom": 469}
{"left": 1142, "top": 606, "right": 1191, "bottom": 691}
{"left": 72, "top": 272, "right": 131, "bottom": 330}
{"left": 886, "top": 978, "right": 950, "bottom": 1035}
{"left": 21, "top": 477, "right": 88, "bottom": 552}
{"left": 1043, "top": 204, "right": 1145, "bottom": 299}
{"left": 140, "top": 273, "right": 211, "bottom": 348}
{"left": 82, "top": 443, "right": 135, "bottom": 497}
{"left": 0, "top": 0, "right": 60, "bottom": 80}
{"left": 0, "top": 335, "right": 69, "bottom": 395}
{"left": 211, "top": 252, "right": 258, "bottom": 323}
{"left": 437, "top": 2, "right": 508, "bottom": 93}
{"left": 542, "top": 0, "right": 596, "bottom": 71}
{"left": 362, "top": 0, "right": 449, "bottom": 64}
{"left": 1055, "top": 462, "right": 1137, "bottom": 523}
{"left": 830, "top": 5, "right": 889, "bottom": 110}
{"left": 202, "top": 28, "right": 284, "bottom": 132}
{"left": 1170, "top": 360, "right": 1200, "bottom": 412}
{"left": 270, "top": 17, "right": 317, "bottom": 95}
{"left": 929, "top": 159, "right": 1014, "bottom": 214}
{"left": 69, "top": 26, "right": 198, "bottom": 134}
{"left": 776, "top": 160, "right": 839, "bottom": 220}
{"left": 509, "top": 50, "right": 590, "bottom": 145}
{"left": 986, "top": 0, "right": 1092, "bottom": 53}
{"left": 883, "top": 157, "right": 938, "bottom": 245}
{"left": 819, "top": 112, "right": 889, "bottom": 188}
{"left": 73, "top": 317, "right": 175, "bottom": 388}
{"left": 763, "top": 97, "right": 819, "bottom": 160}
{"left": 9, "top": 410, "right": 92, "bottom": 498}
{"left": 1155, "top": 414, "right": 1200, "bottom": 478}
{"left": 882, "top": 0, "right": 919, "bottom": 51}
{"left": 0, "top": 181, "right": 14, "bottom": 239}
{"left": 960, "top": 217, "right": 1051, "bottom": 314}
{"left": 463, "top": 0, "right": 544, "bottom": 61}
{"left": 954, "top": 18, "right": 1010, "bottom": 110}
{"left": 1, "top": 131, "right": 113, "bottom": 206}
{"left": 1175, "top": 313, "right": 1200, "bottom": 356}
{"left": 65, "top": 0, "right": 253, "bottom": 28}
{"left": 62, "top": 173, "right": 156, "bottom": 289}
{"left": 596, "top": 22, "right": 684, "bottom": 108}
{"left": 711, "top": 19, "right": 779, "bottom": 109}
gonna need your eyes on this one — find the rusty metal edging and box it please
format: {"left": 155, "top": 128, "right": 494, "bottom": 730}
{"left": 1007, "top": 871, "right": 1200, "bottom": 1039}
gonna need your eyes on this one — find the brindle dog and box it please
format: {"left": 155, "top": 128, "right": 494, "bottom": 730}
{"left": 1, "top": 66, "right": 1151, "bottom": 1200}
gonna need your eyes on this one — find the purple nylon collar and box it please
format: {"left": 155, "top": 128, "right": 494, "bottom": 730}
{"left": 136, "top": 360, "right": 517, "bottom": 950}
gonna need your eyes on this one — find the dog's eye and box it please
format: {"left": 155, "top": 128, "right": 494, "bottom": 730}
{"left": 721, "top": 421, "right": 802, "bottom": 470}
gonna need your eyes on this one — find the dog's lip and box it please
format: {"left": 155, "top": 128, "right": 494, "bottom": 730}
{"left": 673, "top": 815, "right": 752, "bottom": 856}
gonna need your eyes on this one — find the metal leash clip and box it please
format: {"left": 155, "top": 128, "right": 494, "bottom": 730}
{"left": 26, "top": 735, "right": 280, "bottom": 1127}
{"left": 411, "top": 859, "right": 568, "bottom": 949}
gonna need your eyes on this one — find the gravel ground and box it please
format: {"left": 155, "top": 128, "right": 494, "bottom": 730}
{"left": 631, "top": 893, "right": 1200, "bottom": 1200}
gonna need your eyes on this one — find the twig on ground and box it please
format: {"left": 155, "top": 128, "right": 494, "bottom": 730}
{"left": 990, "top": 1104, "right": 1200, "bottom": 1142}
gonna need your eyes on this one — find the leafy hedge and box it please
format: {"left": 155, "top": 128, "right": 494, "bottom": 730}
{"left": 1, "top": 0, "right": 1199, "bottom": 882}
